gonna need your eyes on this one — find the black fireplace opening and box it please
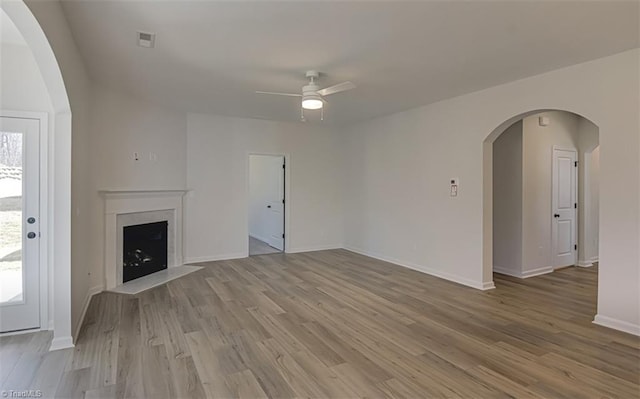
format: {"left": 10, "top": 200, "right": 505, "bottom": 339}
{"left": 123, "top": 221, "right": 168, "bottom": 283}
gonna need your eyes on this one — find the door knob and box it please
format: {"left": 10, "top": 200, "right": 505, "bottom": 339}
{"left": 27, "top": 217, "right": 36, "bottom": 224}
{"left": 27, "top": 232, "right": 36, "bottom": 239}
{"left": 553, "top": 214, "right": 560, "bottom": 218}
{"left": 267, "top": 205, "right": 271, "bottom": 208}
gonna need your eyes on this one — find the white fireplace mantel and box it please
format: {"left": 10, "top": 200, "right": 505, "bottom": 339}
{"left": 100, "top": 189, "right": 189, "bottom": 290}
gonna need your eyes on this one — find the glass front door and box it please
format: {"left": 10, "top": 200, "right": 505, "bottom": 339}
{"left": 0, "top": 116, "right": 40, "bottom": 332}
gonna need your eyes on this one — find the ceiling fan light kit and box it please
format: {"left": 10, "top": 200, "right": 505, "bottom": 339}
{"left": 256, "top": 70, "right": 355, "bottom": 120}
{"left": 301, "top": 94, "right": 323, "bottom": 110}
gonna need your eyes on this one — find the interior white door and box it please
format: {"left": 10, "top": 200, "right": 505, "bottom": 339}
{"left": 552, "top": 148, "right": 577, "bottom": 268}
{"left": 266, "top": 157, "right": 285, "bottom": 251}
{"left": 0, "top": 116, "right": 40, "bottom": 332}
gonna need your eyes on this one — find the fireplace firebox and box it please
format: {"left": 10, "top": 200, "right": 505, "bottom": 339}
{"left": 123, "top": 221, "right": 168, "bottom": 283}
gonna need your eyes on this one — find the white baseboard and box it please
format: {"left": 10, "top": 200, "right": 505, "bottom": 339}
{"left": 492, "top": 266, "right": 521, "bottom": 278}
{"left": 49, "top": 336, "right": 74, "bottom": 351}
{"left": 0, "top": 328, "right": 41, "bottom": 338}
{"left": 73, "top": 284, "right": 103, "bottom": 342}
{"left": 482, "top": 281, "right": 496, "bottom": 290}
{"left": 184, "top": 252, "right": 247, "bottom": 264}
{"left": 493, "top": 265, "right": 553, "bottom": 279}
{"left": 344, "top": 246, "right": 488, "bottom": 290}
{"left": 286, "top": 244, "right": 342, "bottom": 254}
{"left": 522, "top": 266, "right": 554, "bottom": 278}
{"left": 593, "top": 314, "right": 640, "bottom": 336}
{"left": 591, "top": 256, "right": 599, "bottom": 263}
{"left": 577, "top": 259, "right": 594, "bottom": 267}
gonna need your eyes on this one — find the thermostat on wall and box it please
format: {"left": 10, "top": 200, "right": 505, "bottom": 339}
{"left": 539, "top": 116, "right": 550, "bottom": 126}
{"left": 450, "top": 178, "right": 459, "bottom": 197}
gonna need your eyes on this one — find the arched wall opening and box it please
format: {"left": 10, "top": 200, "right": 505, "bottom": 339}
{"left": 489, "top": 110, "right": 600, "bottom": 280}
{"left": 483, "top": 109, "right": 600, "bottom": 302}
{"left": 1, "top": 1, "right": 73, "bottom": 350}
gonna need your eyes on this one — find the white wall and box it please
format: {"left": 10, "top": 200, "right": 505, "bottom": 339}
{"left": 0, "top": 43, "right": 53, "bottom": 112}
{"left": 577, "top": 118, "right": 600, "bottom": 265}
{"left": 11, "top": 0, "right": 92, "bottom": 347}
{"left": 492, "top": 121, "right": 523, "bottom": 276}
{"left": 18, "top": 1, "right": 639, "bottom": 338}
{"left": 89, "top": 85, "right": 187, "bottom": 191}
{"left": 343, "top": 49, "right": 639, "bottom": 334}
{"left": 185, "top": 114, "right": 344, "bottom": 262}
{"left": 249, "top": 155, "right": 283, "bottom": 243}
{"left": 521, "top": 111, "right": 579, "bottom": 273}
{"left": 87, "top": 85, "right": 187, "bottom": 290}
{"left": 589, "top": 146, "right": 600, "bottom": 262}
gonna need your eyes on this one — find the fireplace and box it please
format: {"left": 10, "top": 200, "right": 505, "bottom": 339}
{"left": 123, "top": 221, "right": 168, "bottom": 283}
{"left": 101, "top": 190, "right": 187, "bottom": 290}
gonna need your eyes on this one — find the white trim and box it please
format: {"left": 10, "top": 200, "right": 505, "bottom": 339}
{"left": 492, "top": 266, "right": 522, "bottom": 278}
{"left": 286, "top": 244, "right": 343, "bottom": 254}
{"left": 522, "top": 266, "right": 554, "bottom": 278}
{"left": 184, "top": 252, "right": 247, "bottom": 264}
{"left": 73, "top": 285, "right": 102, "bottom": 342}
{"left": 493, "top": 265, "right": 553, "bottom": 278}
{"left": 0, "top": 328, "right": 41, "bottom": 338}
{"left": 577, "top": 260, "right": 594, "bottom": 267}
{"left": 579, "top": 145, "right": 600, "bottom": 266}
{"left": 590, "top": 256, "right": 599, "bottom": 263}
{"left": 0, "top": 110, "right": 49, "bottom": 331}
{"left": 593, "top": 314, "right": 640, "bottom": 336}
{"left": 482, "top": 281, "right": 496, "bottom": 290}
{"left": 49, "top": 336, "right": 74, "bottom": 351}
{"left": 344, "top": 246, "right": 488, "bottom": 290}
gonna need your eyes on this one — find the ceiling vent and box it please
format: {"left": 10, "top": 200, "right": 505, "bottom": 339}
{"left": 136, "top": 31, "right": 155, "bottom": 48}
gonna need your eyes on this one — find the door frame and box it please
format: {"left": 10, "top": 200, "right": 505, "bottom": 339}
{"left": 0, "top": 110, "right": 49, "bottom": 334}
{"left": 246, "top": 152, "right": 290, "bottom": 255}
{"left": 551, "top": 145, "right": 578, "bottom": 269}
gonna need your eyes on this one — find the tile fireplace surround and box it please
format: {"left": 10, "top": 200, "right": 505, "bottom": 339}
{"left": 100, "top": 190, "right": 188, "bottom": 291}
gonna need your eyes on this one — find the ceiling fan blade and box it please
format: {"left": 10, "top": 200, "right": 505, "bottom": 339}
{"left": 255, "top": 91, "right": 302, "bottom": 97}
{"left": 317, "top": 81, "right": 356, "bottom": 97}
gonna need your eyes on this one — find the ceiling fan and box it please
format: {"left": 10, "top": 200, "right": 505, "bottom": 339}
{"left": 256, "top": 70, "right": 355, "bottom": 120}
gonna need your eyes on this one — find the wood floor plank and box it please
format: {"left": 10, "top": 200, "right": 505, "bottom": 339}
{"left": 185, "top": 330, "right": 233, "bottom": 398}
{"left": 1, "top": 251, "right": 638, "bottom": 398}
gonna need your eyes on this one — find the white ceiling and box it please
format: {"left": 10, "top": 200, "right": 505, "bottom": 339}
{"left": 59, "top": 1, "right": 639, "bottom": 125}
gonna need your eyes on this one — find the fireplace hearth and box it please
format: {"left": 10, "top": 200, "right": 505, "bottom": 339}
{"left": 123, "top": 221, "right": 168, "bottom": 283}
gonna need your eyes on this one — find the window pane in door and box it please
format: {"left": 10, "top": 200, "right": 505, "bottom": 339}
{"left": 0, "top": 131, "right": 24, "bottom": 304}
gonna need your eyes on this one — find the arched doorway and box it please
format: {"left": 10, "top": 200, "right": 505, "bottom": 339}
{"left": 1, "top": 1, "right": 73, "bottom": 350}
{"left": 482, "top": 109, "right": 600, "bottom": 293}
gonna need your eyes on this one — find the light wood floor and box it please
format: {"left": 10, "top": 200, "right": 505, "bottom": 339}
{"left": 1, "top": 250, "right": 638, "bottom": 398}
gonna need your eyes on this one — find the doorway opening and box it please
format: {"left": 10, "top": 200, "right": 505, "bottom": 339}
{"left": 1, "top": 1, "right": 73, "bottom": 348}
{"left": 248, "top": 154, "right": 286, "bottom": 256}
{"left": 0, "top": 8, "right": 52, "bottom": 334}
{"left": 489, "top": 110, "right": 599, "bottom": 280}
